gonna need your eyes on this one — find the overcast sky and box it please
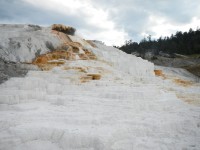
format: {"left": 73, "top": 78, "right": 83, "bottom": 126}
{"left": 0, "top": 0, "right": 200, "bottom": 46}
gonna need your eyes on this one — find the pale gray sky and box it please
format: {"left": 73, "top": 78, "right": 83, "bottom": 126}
{"left": 0, "top": 0, "right": 200, "bottom": 46}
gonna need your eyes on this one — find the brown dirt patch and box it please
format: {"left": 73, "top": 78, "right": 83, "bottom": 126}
{"left": 63, "top": 66, "right": 87, "bottom": 73}
{"left": 33, "top": 41, "right": 97, "bottom": 70}
{"left": 154, "top": 70, "right": 166, "bottom": 78}
{"left": 80, "top": 74, "right": 101, "bottom": 83}
{"left": 87, "top": 74, "right": 101, "bottom": 80}
{"left": 51, "top": 30, "right": 72, "bottom": 43}
{"left": 176, "top": 93, "right": 200, "bottom": 106}
{"left": 32, "top": 50, "right": 75, "bottom": 70}
{"left": 83, "top": 49, "right": 97, "bottom": 60}
{"left": 173, "top": 79, "right": 193, "bottom": 87}
{"left": 64, "top": 42, "right": 82, "bottom": 50}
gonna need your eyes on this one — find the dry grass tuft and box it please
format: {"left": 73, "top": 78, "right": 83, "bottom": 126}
{"left": 52, "top": 24, "right": 76, "bottom": 35}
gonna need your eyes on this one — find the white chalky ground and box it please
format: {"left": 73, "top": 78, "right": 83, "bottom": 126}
{"left": 0, "top": 39, "right": 200, "bottom": 150}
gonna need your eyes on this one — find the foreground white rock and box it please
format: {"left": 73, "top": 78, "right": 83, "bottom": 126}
{"left": 0, "top": 30, "right": 200, "bottom": 150}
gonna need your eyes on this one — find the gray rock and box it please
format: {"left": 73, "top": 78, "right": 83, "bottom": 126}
{"left": 0, "top": 24, "right": 62, "bottom": 63}
{"left": 0, "top": 58, "right": 40, "bottom": 84}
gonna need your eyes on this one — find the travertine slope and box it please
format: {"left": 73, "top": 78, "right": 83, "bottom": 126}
{"left": 0, "top": 24, "right": 200, "bottom": 150}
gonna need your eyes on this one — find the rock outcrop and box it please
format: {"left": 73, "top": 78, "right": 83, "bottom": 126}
{"left": 0, "top": 58, "right": 38, "bottom": 84}
{"left": 0, "top": 24, "right": 62, "bottom": 62}
{"left": 0, "top": 24, "right": 154, "bottom": 83}
{"left": 0, "top": 24, "right": 78, "bottom": 83}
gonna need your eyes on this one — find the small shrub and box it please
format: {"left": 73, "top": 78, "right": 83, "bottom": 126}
{"left": 35, "top": 49, "right": 41, "bottom": 57}
{"left": 151, "top": 56, "right": 158, "bottom": 60}
{"left": 45, "top": 41, "right": 55, "bottom": 51}
{"left": 52, "top": 24, "right": 76, "bottom": 35}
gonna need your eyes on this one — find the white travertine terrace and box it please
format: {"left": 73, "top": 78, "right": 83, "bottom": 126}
{"left": 0, "top": 24, "right": 200, "bottom": 150}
